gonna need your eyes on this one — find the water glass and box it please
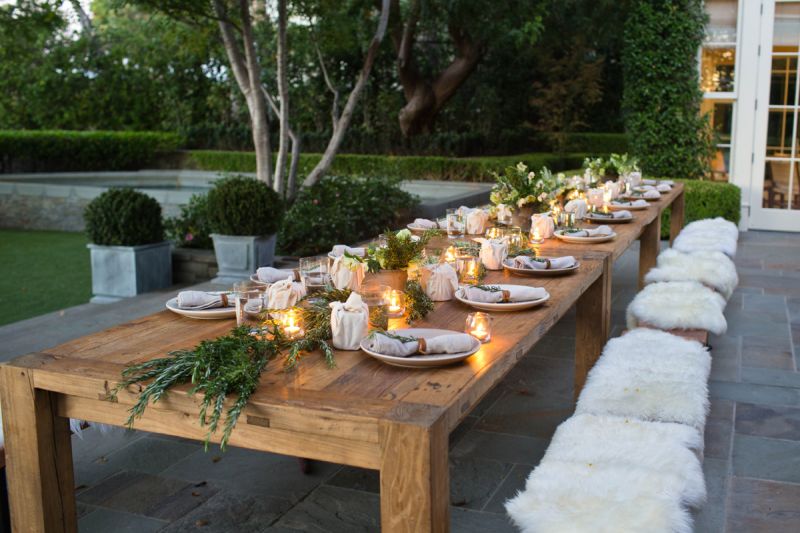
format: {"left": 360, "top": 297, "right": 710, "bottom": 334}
{"left": 358, "top": 283, "right": 390, "bottom": 330}
{"left": 299, "top": 257, "right": 330, "bottom": 295}
{"left": 446, "top": 208, "right": 465, "bottom": 239}
{"left": 233, "top": 281, "right": 266, "bottom": 328}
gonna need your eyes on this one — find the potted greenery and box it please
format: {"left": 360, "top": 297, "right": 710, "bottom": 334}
{"left": 489, "top": 163, "right": 566, "bottom": 231}
{"left": 207, "top": 176, "right": 284, "bottom": 283}
{"left": 366, "top": 229, "right": 430, "bottom": 290}
{"left": 84, "top": 188, "right": 171, "bottom": 303}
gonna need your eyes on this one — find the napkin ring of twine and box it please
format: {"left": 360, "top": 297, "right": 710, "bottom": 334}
{"left": 220, "top": 293, "right": 230, "bottom": 307}
{"left": 542, "top": 259, "right": 552, "bottom": 269}
{"left": 501, "top": 290, "right": 511, "bottom": 303}
{"left": 417, "top": 338, "right": 428, "bottom": 354}
{"left": 292, "top": 270, "right": 301, "bottom": 282}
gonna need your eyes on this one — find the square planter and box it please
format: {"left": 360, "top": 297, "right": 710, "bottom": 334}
{"left": 88, "top": 241, "right": 173, "bottom": 303}
{"left": 211, "top": 233, "right": 276, "bottom": 284}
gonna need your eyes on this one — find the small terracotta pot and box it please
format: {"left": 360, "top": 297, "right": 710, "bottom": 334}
{"left": 364, "top": 269, "right": 408, "bottom": 291}
{"left": 510, "top": 205, "right": 536, "bottom": 232}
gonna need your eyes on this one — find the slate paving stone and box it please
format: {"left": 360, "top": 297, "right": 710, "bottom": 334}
{"left": 709, "top": 380, "right": 800, "bottom": 407}
{"left": 741, "top": 335, "right": 795, "bottom": 369}
{"left": 78, "top": 508, "right": 167, "bottom": 533}
{"left": 736, "top": 403, "right": 800, "bottom": 441}
{"left": 704, "top": 411, "right": 734, "bottom": 460}
{"left": 77, "top": 471, "right": 189, "bottom": 517}
{"left": 451, "top": 430, "right": 549, "bottom": 467}
{"left": 161, "top": 491, "right": 293, "bottom": 532}
{"left": 693, "top": 458, "right": 729, "bottom": 533}
{"left": 526, "top": 334, "right": 574, "bottom": 360}
{"left": 450, "top": 507, "right": 517, "bottom": 532}
{"left": 270, "top": 485, "right": 380, "bottom": 532}
{"left": 741, "top": 366, "right": 800, "bottom": 388}
{"left": 732, "top": 434, "right": 800, "bottom": 484}
{"left": 474, "top": 396, "right": 573, "bottom": 439}
{"left": 482, "top": 464, "right": 530, "bottom": 514}
{"left": 725, "top": 477, "right": 800, "bottom": 531}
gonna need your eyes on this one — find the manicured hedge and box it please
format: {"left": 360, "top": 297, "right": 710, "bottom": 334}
{"left": 660, "top": 179, "right": 741, "bottom": 238}
{"left": 183, "top": 150, "right": 591, "bottom": 183}
{"left": 0, "top": 130, "right": 182, "bottom": 173}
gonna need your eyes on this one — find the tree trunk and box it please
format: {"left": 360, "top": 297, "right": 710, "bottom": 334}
{"left": 273, "top": 0, "right": 290, "bottom": 196}
{"left": 303, "top": 0, "right": 391, "bottom": 188}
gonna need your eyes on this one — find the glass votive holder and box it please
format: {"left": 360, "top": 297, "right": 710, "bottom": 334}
{"left": 299, "top": 256, "right": 331, "bottom": 295}
{"left": 530, "top": 226, "right": 544, "bottom": 244}
{"left": 485, "top": 226, "right": 505, "bottom": 240}
{"left": 358, "top": 283, "right": 390, "bottom": 330}
{"left": 506, "top": 227, "right": 525, "bottom": 248}
{"left": 276, "top": 307, "right": 304, "bottom": 340}
{"left": 233, "top": 280, "right": 266, "bottom": 328}
{"left": 456, "top": 256, "right": 481, "bottom": 285}
{"left": 465, "top": 312, "right": 492, "bottom": 343}
{"left": 386, "top": 289, "right": 406, "bottom": 318}
{"left": 446, "top": 208, "right": 465, "bottom": 238}
{"left": 443, "top": 245, "right": 458, "bottom": 264}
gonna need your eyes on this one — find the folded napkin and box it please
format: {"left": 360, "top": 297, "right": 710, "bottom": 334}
{"left": 462, "top": 285, "right": 546, "bottom": 303}
{"left": 642, "top": 178, "right": 657, "bottom": 186}
{"left": 176, "top": 291, "right": 232, "bottom": 309}
{"left": 329, "top": 292, "right": 369, "bottom": 350}
{"left": 590, "top": 210, "right": 631, "bottom": 219}
{"left": 660, "top": 180, "right": 674, "bottom": 186}
{"left": 267, "top": 278, "right": 304, "bottom": 309}
{"left": 642, "top": 189, "right": 661, "bottom": 199}
{"left": 475, "top": 237, "right": 508, "bottom": 270}
{"left": 637, "top": 185, "right": 655, "bottom": 191}
{"left": 564, "top": 199, "right": 588, "bottom": 220}
{"left": 364, "top": 331, "right": 476, "bottom": 357}
{"left": 459, "top": 207, "right": 490, "bottom": 235}
{"left": 256, "top": 267, "right": 299, "bottom": 283}
{"left": 422, "top": 263, "right": 459, "bottom": 301}
{"left": 656, "top": 183, "right": 672, "bottom": 192}
{"left": 564, "top": 225, "right": 613, "bottom": 238}
{"left": 512, "top": 255, "right": 575, "bottom": 270}
{"left": 331, "top": 245, "right": 366, "bottom": 257}
{"left": 330, "top": 255, "right": 365, "bottom": 291}
{"left": 612, "top": 199, "right": 648, "bottom": 208}
{"left": 413, "top": 218, "right": 439, "bottom": 229}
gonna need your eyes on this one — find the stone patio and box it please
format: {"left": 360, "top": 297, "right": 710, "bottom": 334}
{"left": 1, "top": 230, "right": 798, "bottom": 532}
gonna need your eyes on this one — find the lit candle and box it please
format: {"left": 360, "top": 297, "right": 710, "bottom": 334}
{"left": 387, "top": 289, "right": 405, "bottom": 318}
{"left": 281, "top": 308, "right": 304, "bottom": 339}
{"left": 444, "top": 245, "right": 457, "bottom": 264}
{"left": 531, "top": 227, "right": 543, "bottom": 244}
{"left": 465, "top": 312, "right": 492, "bottom": 343}
{"left": 485, "top": 226, "right": 503, "bottom": 239}
{"left": 457, "top": 256, "right": 480, "bottom": 284}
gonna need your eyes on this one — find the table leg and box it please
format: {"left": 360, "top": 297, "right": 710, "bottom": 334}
{"left": 638, "top": 214, "right": 662, "bottom": 290}
{"left": 379, "top": 417, "right": 449, "bottom": 532}
{"left": 670, "top": 189, "right": 685, "bottom": 245}
{"left": 575, "top": 256, "right": 611, "bottom": 399}
{"left": 0, "top": 366, "right": 76, "bottom": 533}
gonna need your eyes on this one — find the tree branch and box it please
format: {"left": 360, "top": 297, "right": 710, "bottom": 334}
{"left": 314, "top": 40, "right": 341, "bottom": 129}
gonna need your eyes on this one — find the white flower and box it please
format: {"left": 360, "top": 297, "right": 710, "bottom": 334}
{"left": 538, "top": 192, "right": 548, "bottom": 202}
{"left": 516, "top": 162, "right": 527, "bottom": 173}
{"left": 396, "top": 229, "right": 412, "bottom": 240}
{"left": 517, "top": 198, "right": 527, "bottom": 208}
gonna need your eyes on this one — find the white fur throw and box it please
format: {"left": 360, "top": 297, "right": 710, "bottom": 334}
{"left": 505, "top": 459, "right": 695, "bottom": 533}
{"left": 595, "top": 328, "right": 711, "bottom": 386}
{"left": 626, "top": 281, "right": 728, "bottom": 335}
{"left": 680, "top": 217, "right": 739, "bottom": 242}
{"left": 646, "top": 248, "right": 738, "bottom": 300}
{"left": 543, "top": 414, "right": 706, "bottom": 506}
{"left": 673, "top": 231, "right": 737, "bottom": 258}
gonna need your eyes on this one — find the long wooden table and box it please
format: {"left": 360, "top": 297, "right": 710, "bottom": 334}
{"left": 0, "top": 183, "right": 685, "bottom": 532}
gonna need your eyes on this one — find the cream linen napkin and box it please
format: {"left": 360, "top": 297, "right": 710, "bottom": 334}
{"left": 176, "top": 291, "right": 232, "bottom": 309}
{"left": 565, "top": 225, "right": 613, "bottom": 238}
{"left": 256, "top": 267, "right": 299, "bottom": 283}
{"left": 458, "top": 206, "right": 490, "bottom": 235}
{"left": 412, "top": 218, "right": 439, "bottom": 229}
{"left": 364, "top": 331, "right": 476, "bottom": 357}
{"left": 422, "top": 263, "right": 459, "bottom": 301}
{"left": 330, "top": 255, "right": 366, "bottom": 291}
{"left": 656, "top": 183, "right": 672, "bottom": 192}
{"left": 331, "top": 245, "right": 366, "bottom": 257}
{"left": 475, "top": 237, "right": 508, "bottom": 270}
{"left": 461, "top": 285, "right": 546, "bottom": 303}
{"left": 564, "top": 199, "right": 588, "bottom": 219}
{"left": 329, "top": 292, "right": 369, "bottom": 350}
{"left": 590, "top": 210, "right": 632, "bottom": 219}
{"left": 613, "top": 199, "right": 648, "bottom": 208}
{"left": 642, "top": 189, "right": 661, "bottom": 199}
{"left": 267, "top": 279, "right": 304, "bottom": 309}
{"left": 512, "top": 255, "right": 575, "bottom": 270}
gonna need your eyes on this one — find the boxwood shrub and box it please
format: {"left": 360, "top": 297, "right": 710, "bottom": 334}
{"left": 0, "top": 130, "right": 182, "bottom": 173}
{"left": 660, "top": 179, "right": 741, "bottom": 238}
{"left": 206, "top": 176, "right": 284, "bottom": 236}
{"left": 84, "top": 188, "right": 164, "bottom": 246}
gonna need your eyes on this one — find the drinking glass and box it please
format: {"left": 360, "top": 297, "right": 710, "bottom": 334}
{"left": 446, "top": 208, "right": 465, "bottom": 239}
{"left": 233, "top": 280, "right": 266, "bottom": 328}
{"left": 358, "top": 283, "right": 390, "bottom": 330}
{"left": 299, "top": 257, "right": 330, "bottom": 295}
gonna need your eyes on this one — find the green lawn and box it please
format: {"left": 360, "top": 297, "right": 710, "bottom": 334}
{"left": 0, "top": 229, "right": 91, "bottom": 326}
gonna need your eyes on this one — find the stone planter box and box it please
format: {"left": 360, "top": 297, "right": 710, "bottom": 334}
{"left": 211, "top": 234, "right": 276, "bottom": 284}
{"left": 88, "top": 241, "right": 172, "bottom": 303}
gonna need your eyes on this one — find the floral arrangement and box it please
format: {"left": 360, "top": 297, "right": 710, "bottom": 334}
{"left": 368, "top": 228, "right": 433, "bottom": 271}
{"left": 490, "top": 162, "right": 566, "bottom": 213}
{"left": 583, "top": 153, "right": 640, "bottom": 181}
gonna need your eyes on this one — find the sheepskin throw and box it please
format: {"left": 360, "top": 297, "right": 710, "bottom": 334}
{"left": 627, "top": 281, "right": 728, "bottom": 335}
{"left": 542, "top": 414, "right": 706, "bottom": 507}
{"left": 681, "top": 217, "right": 739, "bottom": 242}
{"left": 673, "top": 231, "right": 737, "bottom": 258}
{"left": 645, "top": 248, "right": 738, "bottom": 300}
{"left": 505, "top": 459, "right": 696, "bottom": 533}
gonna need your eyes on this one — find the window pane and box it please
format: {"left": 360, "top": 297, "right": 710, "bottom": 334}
{"left": 763, "top": 160, "right": 793, "bottom": 209}
{"left": 774, "top": 3, "right": 800, "bottom": 52}
{"left": 701, "top": 48, "right": 736, "bottom": 92}
{"left": 710, "top": 147, "right": 731, "bottom": 182}
{"left": 766, "top": 110, "right": 795, "bottom": 156}
{"left": 702, "top": 0, "right": 738, "bottom": 92}
{"left": 769, "top": 57, "right": 798, "bottom": 106}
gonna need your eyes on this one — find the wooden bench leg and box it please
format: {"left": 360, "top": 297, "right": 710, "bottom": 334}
{"left": 670, "top": 189, "right": 685, "bottom": 246}
{"left": 0, "top": 366, "right": 77, "bottom": 533}
{"left": 379, "top": 416, "right": 449, "bottom": 532}
{"left": 575, "top": 256, "right": 611, "bottom": 399}
{"left": 639, "top": 213, "right": 662, "bottom": 290}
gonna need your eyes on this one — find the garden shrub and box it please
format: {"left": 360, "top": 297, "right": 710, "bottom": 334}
{"left": 206, "top": 176, "right": 284, "bottom": 236}
{"left": 660, "top": 179, "right": 741, "bottom": 238}
{"left": 277, "top": 176, "right": 418, "bottom": 257}
{"left": 164, "top": 194, "right": 213, "bottom": 249}
{"left": 622, "top": 1, "right": 713, "bottom": 179}
{"left": 0, "top": 130, "right": 182, "bottom": 172}
{"left": 84, "top": 188, "right": 164, "bottom": 246}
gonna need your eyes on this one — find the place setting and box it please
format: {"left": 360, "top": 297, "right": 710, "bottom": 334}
{"left": 554, "top": 224, "right": 617, "bottom": 243}
{"left": 584, "top": 207, "right": 634, "bottom": 224}
{"left": 502, "top": 254, "right": 580, "bottom": 276}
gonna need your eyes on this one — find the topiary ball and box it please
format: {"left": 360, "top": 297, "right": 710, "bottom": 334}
{"left": 84, "top": 188, "right": 164, "bottom": 246}
{"left": 206, "top": 176, "right": 284, "bottom": 236}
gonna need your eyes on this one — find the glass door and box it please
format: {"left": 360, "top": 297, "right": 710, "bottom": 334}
{"left": 751, "top": 1, "right": 800, "bottom": 230}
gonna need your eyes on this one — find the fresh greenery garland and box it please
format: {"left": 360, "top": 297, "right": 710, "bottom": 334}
{"left": 368, "top": 228, "right": 433, "bottom": 271}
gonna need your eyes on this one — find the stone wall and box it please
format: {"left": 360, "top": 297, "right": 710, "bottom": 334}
{"left": 172, "top": 248, "right": 218, "bottom": 284}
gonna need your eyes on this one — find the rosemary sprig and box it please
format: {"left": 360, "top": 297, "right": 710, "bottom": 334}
{"left": 404, "top": 279, "right": 434, "bottom": 322}
{"left": 473, "top": 284, "right": 502, "bottom": 292}
{"left": 369, "top": 330, "right": 418, "bottom": 343}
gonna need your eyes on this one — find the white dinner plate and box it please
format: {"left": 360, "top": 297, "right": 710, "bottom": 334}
{"left": 554, "top": 229, "right": 617, "bottom": 244}
{"left": 359, "top": 328, "right": 481, "bottom": 368}
{"left": 407, "top": 223, "right": 442, "bottom": 234}
{"left": 623, "top": 194, "right": 660, "bottom": 202}
{"left": 166, "top": 294, "right": 236, "bottom": 319}
{"left": 584, "top": 213, "right": 633, "bottom": 224}
{"left": 502, "top": 259, "right": 580, "bottom": 277}
{"left": 609, "top": 202, "right": 649, "bottom": 211}
{"left": 454, "top": 284, "right": 550, "bottom": 312}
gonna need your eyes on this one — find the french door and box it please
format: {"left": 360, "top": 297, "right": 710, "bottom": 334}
{"left": 751, "top": 0, "right": 800, "bottom": 230}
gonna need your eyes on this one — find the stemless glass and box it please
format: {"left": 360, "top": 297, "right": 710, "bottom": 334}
{"left": 446, "top": 208, "right": 465, "bottom": 239}
{"left": 233, "top": 280, "right": 266, "bottom": 328}
{"left": 299, "top": 257, "right": 330, "bottom": 295}
{"left": 358, "top": 283, "right": 390, "bottom": 330}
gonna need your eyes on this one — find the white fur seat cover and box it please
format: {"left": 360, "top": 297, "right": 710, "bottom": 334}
{"left": 673, "top": 231, "right": 737, "bottom": 258}
{"left": 627, "top": 281, "right": 727, "bottom": 335}
{"left": 505, "top": 459, "right": 695, "bottom": 533}
{"left": 680, "top": 217, "right": 739, "bottom": 242}
{"left": 645, "top": 248, "right": 738, "bottom": 300}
